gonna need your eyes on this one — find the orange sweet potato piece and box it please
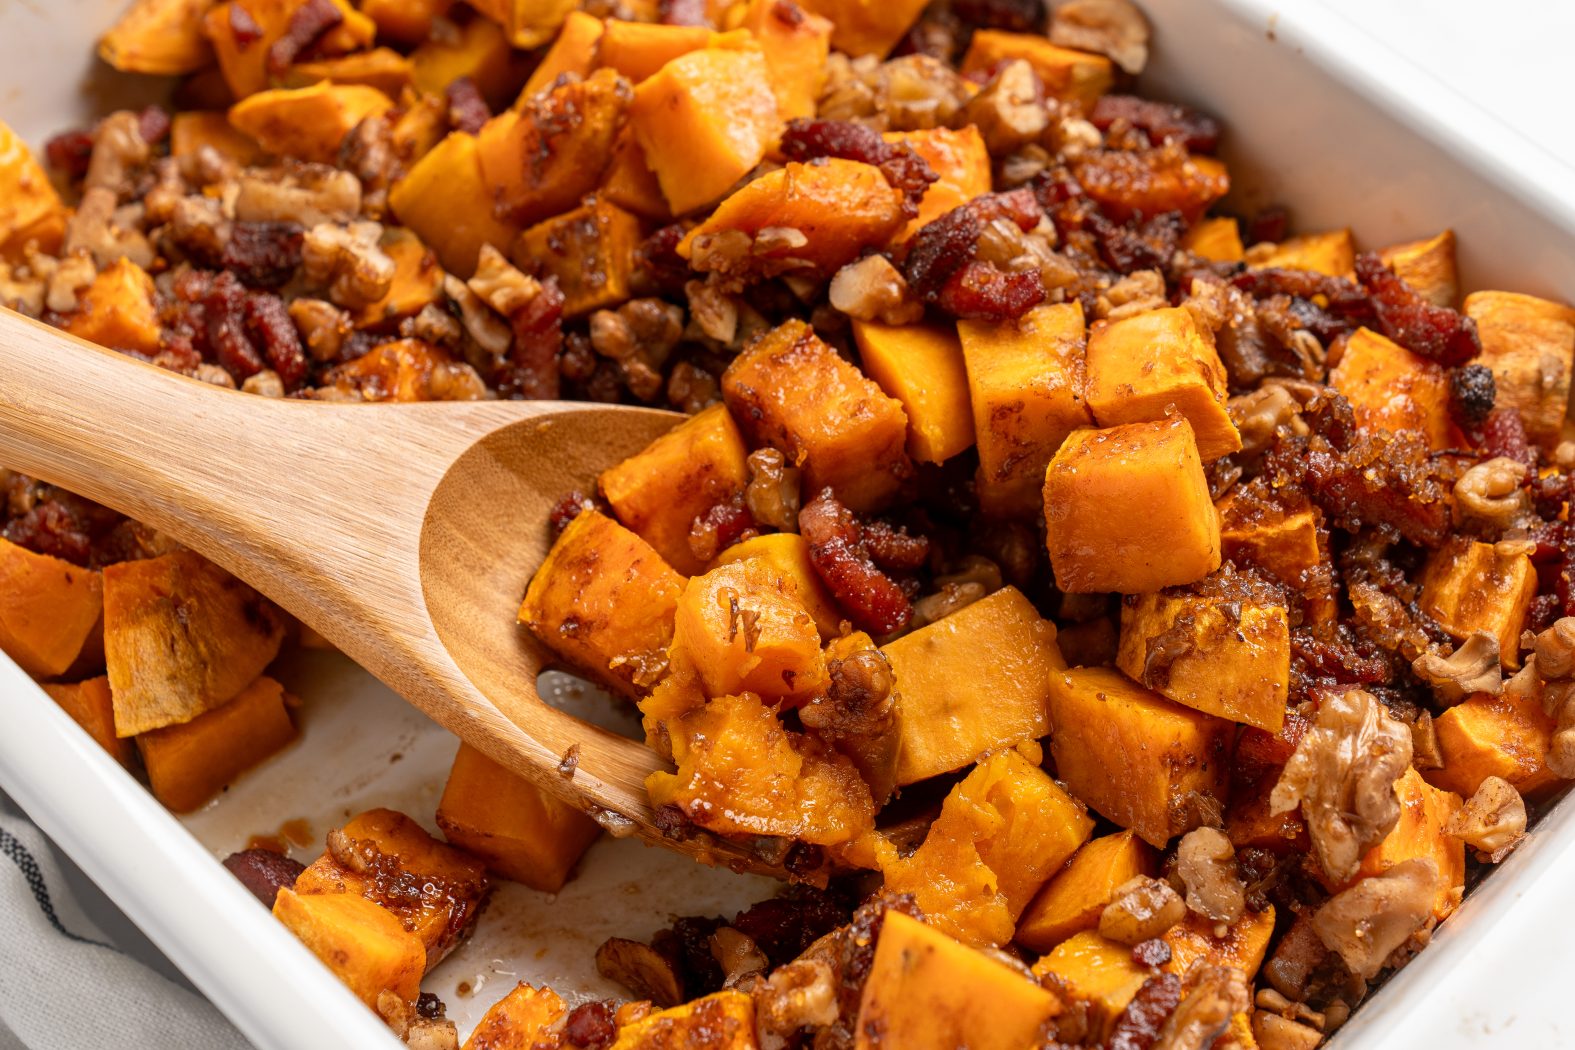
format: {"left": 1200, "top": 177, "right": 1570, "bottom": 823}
{"left": 853, "top": 320, "right": 976, "bottom": 464}
{"left": 882, "top": 586, "right": 1061, "bottom": 785}
{"left": 1216, "top": 489, "right": 1322, "bottom": 585}
{"left": 1182, "top": 217, "right": 1243, "bottom": 263}
{"left": 359, "top": 0, "right": 453, "bottom": 46}
{"left": 629, "top": 47, "right": 782, "bottom": 215}
{"left": 598, "top": 403, "right": 750, "bottom": 576}
{"left": 1349, "top": 767, "right": 1464, "bottom": 921}
{"left": 1429, "top": 689, "right": 1561, "bottom": 798}
{"left": 409, "top": 14, "right": 519, "bottom": 108}
{"left": 1245, "top": 228, "right": 1355, "bottom": 277}
{"left": 519, "top": 509, "right": 685, "bottom": 699}
{"left": 295, "top": 807, "right": 489, "bottom": 969}
{"left": 962, "top": 30, "right": 1112, "bottom": 110}
{"left": 389, "top": 132, "right": 521, "bottom": 278}
{"left": 513, "top": 196, "right": 643, "bottom": 318}
{"left": 723, "top": 319, "right": 912, "bottom": 512}
{"left": 1329, "top": 326, "right": 1464, "bottom": 450}
{"left": 0, "top": 120, "right": 67, "bottom": 258}
{"left": 229, "top": 83, "right": 392, "bottom": 164}
{"left": 672, "top": 560, "right": 828, "bottom": 703}
{"left": 104, "top": 550, "right": 285, "bottom": 736}
{"left": 206, "top": 0, "right": 375, "bottom": 99}
{"left": 1016, "top": 830, "right": 1156, "bottom": 954}
{"left": 436, "top": 743, "right": 601, "bottom": 892}
{"left": 0, "top": 537, "right": 103, "bottom": 679}
{"left": 856, "top": 910, "right": 1061, "bottom": 1050}
{"left": 521, "top": 10, "right": 604, "bottom": 99}
{"left": 599, "top": 128, "right": 671, "bottom": 221}
{"left": 98, "top": 0, "right": 214, "bottom": 75}
{"left": 1047, "top": 667, "right": 1233, "bottom": 847}
{"left": 737, "top": 0, "right": 832, "bottom": 119}
{"left": 885, "top": 126, "right": 991, "bottom": 239}
{"left": 1043, "top": 418, "right": 1222, "bottom": 595}
{"left": 713, "top": 534, "right": 842, "bottom": 639}
{"left": 463, "top": 983, "right": 567, "bottom": 1050}
{"left": 612, "top": 991, "right": 757, "bottom": 1050}
{"left": 170, "top": 112, "right": 263, "bottom": 166}
{"left": 1419, "top": 538, "right": 1537, "bottom": 669}
{"left": 42, "top": 677, "right": 134, "bottom": 767}
{"left": 1464, "top": 290, "right": 1575, "bottom": 450}
{"left": 286, "top": 48, "right": 415, "bottom": 97}
{"left": 1162, "top": 906, "right": 1276, "bottom": 983}
{"left": 1030, "top": 931, "right": 1147, "bottom": 1031}
{"left": 137, "top": 674, "right": 298, "bottom": 811}
{"left": 1071, "top": 150, "right": 1228, "bottom": 225}
{"left": 597, "top": 21, "right": 714, "bottom": 82}
{"left": 1378, "top": 229, "right": 1458, "bottom": 308}
{"left": 469, "top": 0, "right": 576, "bottom": 48}
{"left": 273, "top": 888, "right": 425, "bottom": 1007}
{"left": 63, "top": 258, "right": 161, "bottom": 354}
{"left": 354, "top": 230, "right": 444, "bottom": 328}
{"left": 321, "top": 338, "right": 469, "bottom": 402}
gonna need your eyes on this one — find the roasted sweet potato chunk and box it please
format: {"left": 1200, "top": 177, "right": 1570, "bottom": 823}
{"left": 354, "top": 230, "right": 443, "bottom": 327}
{"left": 1183, "top": 217, "right": 1243, "bottom": 263}
{"left": 1464, "top": 290, "right": 1575, "bottom": 450}
{"left": 514, "top": 196, "right": 643, "bottom": 318}
{"left": 886, "top": 126, "right": 991, "bottom": 240}
{"left": 521, "top": 10, "right": 602, "bottom": 98}
{"left": 611, "top": 991, "right": 757, "bottom": 1050}
{"left": 1430, "top": 689, "right": 1560, "bottom": 798}
{"left": 1216, "top": 489, "right": 1322, "bottom": 586}
{"left": 1419, "top": 538, "right": 1537, "bottom": 670}
{"left": 1345, "top": 767, "right": 1464, "bottom": 921}
{"left": 962, "top": 31, "right": 1113, "bottom": 111}
{"left": 137, "top": 674, "right": 298, "bottom": 812}
{"left": 273, "top": 888, "right": 425, "bottom": 1007}
{"left": 42, "top": 677, "right": 133, "bottom": 767}
{"left": 1030, "top": 930, "right": 1147, "bottom": 1032}
{"left": 714, "top": 534, "right": 842, "bottom": 639}
{"left": 852, "top": 320, "right": 976, "bottom": 464}
{"left": 0, "top": 119, "right": 67, "bottom": 258}
{"left": 1246, "top": 228, "right": 1355, "bottom": 277}
{"left": 737, "top": 0, "right": 833, "bottom": 119}
{"left": 98, "top": 0, "right": 214, "bottom": 75}
{"left": 0, "top": 537, "right": 103, "bottom": 679}
{"left": 599, "top": 128, "right": 671, "bottom": 221}
{"left": 597, "top": 21, "right": 715, "bottom": 82}
{"left": 63, "top": 258, "right": 161, "bottom": 354}
{"left": 389, "top": 131, "right": 522, "bottom": 277}
{"left": 170, "top": 112, "right": 263, "bottom": 166}
{"left": 321, "top": 338, "right": 471, "bottom": 402}
{"left": 359, "top": 0, "right": 453, "bottom": 46}
{"left": 470, "top": 0, "right": 576, "bottom": 48}
{"left": 409, "top": 13, "right": 518, "bottom": 108}
{"left": 1329, "top": 326, "right": 1464, "bottom": 450}
{"left": 672, "top": 559, "right": 828, "bottom": 703}
{"left": 1016, "top": 830, "right": 1156, "bottom": 954}
{"left": 206, "top": 0, "right": 376, "bottom": 99}
{"left": 1379, "top": 229, "right": 1458, "bottom": 308}
{"left": 463, "top": 983, "right": 567, "bottom": 1050}
{"left": 285, "top": 48, "right": 414, "bottom": 96}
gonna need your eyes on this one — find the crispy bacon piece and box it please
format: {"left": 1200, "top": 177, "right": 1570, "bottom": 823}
{"left": 243, "top": 292, "right": 308, "bottom": 390}
{"left": 137, "top": 105, "right": 171, "bottom": 146}
{"left": 1106, "top": 973, "right": 1183, "bottom": 1050}
{"left": 799, "top": 488, "right": 913, "bottom": 634}
{"left": 496, "top": 277, "right": 565, "bottom": 400}
{"left": 229, "top": 3, "right": 265, "bottom": 48}
{"left": 1090, "top": 95, "right": 1221, "bottom": 153}
{"left": 902, "top": 189, "right": 1047, "bottom": 321}
{"left": 444, "top": 77, "right": 491, "bottom": 135}
{"left": 44, "top": 129, "right": 94, "bottom": 180}
{"left": 203, "top": 271, "right": 267, "bottom": 379}
{"left": 780, "top": 118, "right": 938, "bottom": 217}
{"left": 1089, "top": 209, "right": 1186, "bottom": 274}
{"left": 1478, "top": 406, "right": 1537, "bottom": 470}
{"left": 221, "top": 221, "right": 305, "bottom": 290}
{"left": 266, "top": 0, "right": 343, "bottom": 74}
{"left": 1354, "top": 252, "right": 1481, "bottom": 366}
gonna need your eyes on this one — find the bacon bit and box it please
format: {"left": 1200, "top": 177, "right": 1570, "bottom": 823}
{"left": 1106, "top": 973, "right": 1182, "bottom": 1050}
{"left": 229, "top": 2, "right": 265, "bottom": 48}
{"left": 1090, "top": 209, "right": 1185, "bottom": 275}
{"left": 1479, "top": 407, "right": 1537, "bottom": 470}
{"left": 952, "top": 0, "right": 1043, "bottom": 32}
{"left": 799, "top": 488, "right": 913, "bottom": 635}
{"left": 1246, "top": 205, "right": 1289, "bottom": 246}
{"left": 638, "top": 224, "right": 692, "bottom": 295}
{"left": 444, "top": 77, "right": 491, "bottom": 135}
{"left": 203, "top": 271, "right": 267, "bottom": 379}
{"left": 497, "top": 277, "right": 565, "bottom": 400}
{"left": 44, "top": 129, "right": 95, "bottom": 180}
{"left": 243, "top": 292, "right": 308, "bottom": 390}
{"left": 780, "top": 118, "right": 938, "bottom": 218}
{"left": 548, "top": 490, "right": 595, "bottom": 536}
{"left": 1070, "top": 146, "right": 1229, "bottom": 224}
{"left": 1090, "top": 95, "right": 1220, "bottom": 152}
{"left": 1131, "top": 938, "right": 1172, "bottom": 969}
{"left": 564, "top": 1001, "right": 618, "bottom": 1050}
{"left": 137, "top": 105, "right": 171, "bottom": 146}
{"left": 266, "top": 0, "right": 343, "bottom": 75}
{"left": 903, "top": 189, "right": 1046, "bottom": 321}
{"left": 1354, "top": 252, "right": 1481, "bottom": 366}
{"left": 861, "top": 519, "right": 930, "bottom": 571}
{"left": 689, "top": 496, "right": 757, "bottom": 564}
{"left": 221, "top": 221, "right": 306, "bottom": 290}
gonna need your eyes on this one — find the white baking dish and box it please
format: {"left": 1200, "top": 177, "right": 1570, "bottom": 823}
{"left": 2, "top": 0, "right": 1574, "bottom": 1047}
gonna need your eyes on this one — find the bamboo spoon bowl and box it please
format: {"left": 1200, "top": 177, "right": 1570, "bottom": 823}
{"left": 0, "top": 308, "right": 782, "bottom": 875}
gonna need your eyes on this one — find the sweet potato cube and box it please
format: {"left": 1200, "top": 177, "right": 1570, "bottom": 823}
{"left": 170, "top": 112, "right": 263, "bottom": 166}
{"left": 1085, "top": 306, "right": 1240, "bottom": 462}
{"left": 1116, "top": 583, "right": 1290, "bottom": 732}
{"left": 475, "top": 69, "right": 629, "bottom": 227}
{"left": 409, "top": 14, "right": 518, "bottom": 108}
{"left": 272, "top": 889, "right": 425, "bottom": 1007}
{"left": 1328, "top": 326, "right": 1463, "bottom": 450}
{"left": 1225, "top": 767, "right": 1310, "bottom": 854}
{"left": 137, "top": 674, "right": 297, "bottom": 812}
{"left": 98, "top": 0, "right": 214, "bottom": 75}
{"left": 463, "top": 983, "right": 567, "bottom": 1050}
{"left": 0, "top": 120, "right": 66, "bottom": 255}
{"left": 0, "top": 537, "right": 103, "bottom": 679}
{"left": 962, "top": 31, "right": 1113, "bottom": 111}
{"left": 1464, "top": 290, "right": 1575, "bottom": 449}
{"left": 296, "top": 807, "right": 489, "bottom": 968}
{"left": 672, "top": 560, "right": 827, "bottom": 702}
{"left": 611, "top": 990, "right": 756, "bottom": 1050}
{"left": 1163, "top": 906, "right": 1276, "bottom": 983}
{"left": 389, "top": 132, "right": 522, "bottom": 278}
{"left": 795, "top": 0, "right": 926, "bottom": 56}
{"left": 738, "top": 0, "right": 832, "bottom": 119}
{"left": 206, "top": 0, "right": 375, "bottom": 99}
{"left": 1030, "top": 931, "right": 1147, "bottom": 1029}
{"left": 1419, "top": 538, "right": 1537, "bottom": 669}
{"left": 857, "top": 910, "right": 1061, "bottom": 1050}
{"left": 228, "top": 84, "right": 392, "bottom": 164}
{"left": 884, "top": 749, "right": 1093, "bottom": 946}
{"left": 1430, "top": 689, "right": 1560, "bottom": 798}
{"left": 42, "top": 677, "right": 133, "bottom": 767}
{"left": 322, "top": 338, "right": 466, "bottom": 401}
{"left": 437, "top": 743, "right": 601, "bottom": 892}
{"left": 1016, "top": 830, "right": 1156, "bottom": 954}
{"left": 1216, "top": 489, "right": 1322, "bottom": 585}
{"left": 958, "top": 301, "right": 1092, "bottom": 518}
{"left": 597, "top": 21, "right": 714, "bottom": 82}
{"left": 713, "top": 534, "right": 841, "bottom": 639}
{"left": 723, "top": 319, "right": 912, "bottom": 512}
{"left": 360, "top": 0, "right": 453, "bottom": 46}
{"left": 514, "top": 197, "right": 642, "bottom": 319}
{"left": 63, "top": 258, "right": 161, "bottom": 355}
{"left": 680, "top": 159, "right": 906, "bottom": 280}
{"left": 853, "top": 320, "right": 976, "bottom": 464}
{"left": 1245, "top": 228, "right": 1355, "bottom": 277}
{"left": 469, "top": 0, "right": 576, "bottom": 48}
{"left": 1047, "top": 667, "right": 1233, "bottom": 847}
{"left": 885, "top": 126, "right": 991, "bottom": 239}
{"left": 522, "top": 10, "right": 604, "bottom": 99}
{"left": 1379, "top": 229, "right": 1458, "bottom": 307}
{"left": 355, "top": 230, "right": 443, "bottom": 328}
{"left": 1182, "top": 216, "right": 1244, "bottom": 263}
{"left": 286, "top": 49, "right": 415, "bottom": 97}
{"left": 519, "top": 509, "right": 684, "bottom": 699}
{"left": 629, "top": 47, "right": 782, "bottom": 215}
{"left": 1043, "top": 418, "right": 1221, "bottom": 595}
{"left": 599, "top": 128, "right": 670, "bottom": 221}
{"left": 1351, "top": 767, "right": 1464, "bottom": 921}
{"left": 882, "top": 587, "right": 1060, "bottom": 785}
{"left": 598, "top": 403, "right": 750, "bottom": 576}
{"left": 104, "top": 550, "right": 285, "bottom": 736}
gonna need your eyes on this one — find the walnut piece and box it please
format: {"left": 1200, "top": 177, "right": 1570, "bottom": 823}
{"left": 1150, "top": 964, "right": 1250, "bottom": 1050}
{"left": 1270, "top": 689, "right": 1412, "bottom": 883}
{"left": 1309, "top": 857, "right": 1438, "bottom": 980}
{"left": 710, "top": 926, "right": 767, "bottom": 987}
{"left": 745, "top": 448, "right": 802, "bottom": 532}
{"left": 302, "top": 221, "right": 395, "bottom": 309}
{"left": 827, "top": 254, "right": 923, "bottom": 325}
{"left": 1447, "top": 775, "right": 1526, "bottom": 862}
{"left": 1099, "top": 875, "right": 1185, "bottom": 945}
{"left": 468, "top": 243, "right": 543, "bottom": 317}
{"left": 1251, "top": 1012, "right": 1324, "bottom": 1050}
{"left": 1453, "top": 456, "right": 1528, "bottom": 530}
{"left": 1513, "top": 618, "right": 1575, "bottom": 776}
{"left": 595, "top": 937, "right": 683, "bottom": 1007}
{"left": 235, "top": 163, "right": 361, "bottom": 227}
{"left": 1410, "top": 631, "right": 1502, "bottom": 705}
{"left": 1229, "top": 384, "right": 1303, "bottom": 458}
{"left": 1050, "top": 0, "right": 1150, "bottom": 75}
{"left": 752, "top": 958, "right": 839, "bottom": 1038}
{"left": 1175, "top": 827, "right": 1245, "bottom": 924}
{"left": 956, "top": 59, "right": 1048, "bottom": 154}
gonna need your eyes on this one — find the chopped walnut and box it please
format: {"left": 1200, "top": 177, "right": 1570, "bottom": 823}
{"left": 168, "top": 194, "right": 232, "bottom": 261}
{"left": 827, "top": 254, "right": 923, "bottom": 325}
{"left": 1309, "top": 857, "right": 1438, "bottom": 980}
{"left": 1514, "top": 618, "right": 1575, "bottom": 777}
{"left": 686, "top": 278, "right": 741, "bottom": 344}
{"left": 241, "top": 370, "right": 285, "bottom": 397}
{"left": 428, "top": 361, "right": 488, "bottom": 401}
{"left": 84, "top": 111, "right": 151, "bottom": 195}
{"left": 909, "top": 582, "right": 987, "bottom": 630}
{"left": 1175, "top": 827, "right": 1245, "bottom": 925}
{"left": 1150, "top": 965, "right": 1249, "bottom": 1050}
{"left": 288, "top": 298, "right": 354, "bottom": 362}
{"left": 1100, "top": 269, "right": 1167, "bottom": 321}
{"left": 1535, "top": 617, "right": 1575, "bottom": 679}
{"left": 235, "top": 163, "right": 361, "bottom": 227}
{"left": 1229, "top": 384, "right": 1305, "bottom": 458}
{"left": 192, "top": 362, "right": 238, "bottom": 388}
{"left": 0, "top": 259, "right": 46, "bottom": 315}
{"left": 753, "top": 958, "right": 839, "bottom": 1039}
{"left": 816, "top": 53, "right": 973, "bottom": 131}
{"left": 302, "top": 221, "right": 395, "bottom": 309}
{"left": 45, "top": 251, "right": 97, "bottom": 314}
{"left": 595, "top": 937, "right": 683, "bottom": 1007}
{"left": 1410, "top": 712, "right": 1443, "bottom": 771}
{"left": 668, "top": 361, "right": 721, "bottom": 414}
{"left": 1099, "top": 875, "right": 1186, "bottom": 945}
{"left": 709, "top": 926, "right": 768, "bottom": 987}
{"left": 1447, "top": 776, "right": 1526, "bottom": 862}
{"left": 1453, "top": 456, "right": 1529, "bottom": 530}
{"left": 468, "top": 244, "right": 543, "bottom": 317}
{"left": 956, "top": 59, "right": 1049, "bottom": 154}
{"left": 442, "top": 275, "right": 512, "bottom": 359}
{"left": 377, "top": 991, "right": 459, "bottom": 1050}
{"left": 1251, "top": 1013, "right": 1324, "bottom": 1050}
{"left": 65, "top": 186, "right": 154, "bottom": 269}
{"left": 745, "top": 448, "right": 802, "bottom": 531}
{"left": 1050, "top": 0, "right": 1150, "bottom": 75}
{"left": 1270, "top": 689, "right": 1413, "bottom": 883}
{"left": 1411, "top": 631, "right": 1501, "bottom": 705}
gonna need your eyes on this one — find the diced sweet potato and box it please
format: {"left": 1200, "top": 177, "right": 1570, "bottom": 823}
{"left": 1047, "top": 667, "right": 1233, "bottom": 847}
{"left": 1116, "top": 583, "right": 1290, "bottom": 732}
{"left": 857, "top": 910, "right": 1061, "bottom": 1050}
{"left": 1043, "top": 418, "right": 1222, "bottom": 595}
{"left": 137, "top": 674, "right": 298, "bottom": 812}
{"left": 513, "top": 196, "right": 643, "bottom": 318}
{"left": 794, "top": 0, "right": 925, "bottom": 56}
{"left": 611, "top": 991, "right": 756, "bottom": 1050}
{"left": 229, "top": 83, "right": 392, "bottom": 165}
{"left": 296, "top": 807, "right": 489, "bottom": 968}
{"left": 287, "top": 49, "right": 415, "bottom": 97}
{"left": 360, "top": 0, "right": 453, "bottom": 46}
{"left": 1070, "top": 151, "right": 1228, "bottom": 225}
{"left": 714, "top": 534, "right": 841, "bottom": 639}
{"left": 170, "top": 112, "right": 263, "bottom": 166}
{"left": 883, "top": 587, "right": 1060, "bottom": 785}
{"left": 598, "top": 403, "right": 750, "bottom": 576}
{"left": 409, "top": 13, "right": 519, "bottom": 108}
{"left": 104, "top": 550, "right": 284, "bottom": 736}
{"left": 476, "top": 69, "right": 629, "bottom": 227}
{"left": 63, "top": 258, "right": 161, "bottom": 354}
{"left": 1225, "top": 767, "right": 1309, "bottom": 854}
{"left": 1429, "top": 689, "right": 1560, "bottom": 798}
{"left": 1030, "top": 931, "right": 1147, "bottom": 1030}
{"left": 1216, "top": 490, "right": 1322, "bottom": 585}
{"left": 723, "top": 319, "right": 912, "bottom": 512}
{"left": 1183, "top": 216, "right": 1244, "bottom": 263}
{"left": 354, "top": 229, "right": 443, "bottom": 328}
{"left": 42, "top": 677, "right": 134, "bottom": 767}
{"left": 389, "top": 132, "right": 522, "bottom": 278}
{"left": 958, "top": 301, "right": 1091, "bottom": 518}
{"left": 853, "top": 320, "right": 976, "bottom": 464}
{"left": 522, "top": 10, "right": 603, "bottom": 99}
{"left": 273, "top": 888, "right": 425, "bottom": 1007}
{"left": 1464, "top": 290, "right": 1575, "bottom": 449}
{"left": 206, "top": 0, "right": 375, "bottom": 99}
{"left": 463, "top": 983, "right": 567, "bottom": 1050}
{"left": 1349, "top": 767, "right": 1464, "bottom": 921}
{"left": 322, "top": 338, "right": 465, "bottom": 401}
{"left": 884, "top": 748, "right": 1093, "bottom": 947}
{"left": 599, "top": 129, "right": 671, "bottom": 221}
{"left": 671, "top": 560, "right": 828, "bottom": 702}
{"left": 1245, "top": 229, "right": 1355, "bottom": 277}
{"left": 1085, "top": 306, "right": 1240, "bottom": 462}
{"left": 647, "top": 691, "right": 875, "bottom": 845}
{"left": 0, "top": 537, "right": 103, "bottom": 679}
{"left": 469, "top": 0, "right": 576, "bottom": 48}
{"left": 1016, "top": 830, "right": 1155, "bottom": 954}
{"left": 519, "top": 509, "right": 684, "bottom": 699}
{"left": 598, "top": 21, "right": 715, "bottom": 82}
{"left": 1418, "top": 538, "right": 1537, "bottom": 669}
{"left": 436, "top": 743, "right": 601, "bottom": 892}
{"left": 98, "top": 0, "right": 213, "bottom": 75}
{"left": 737, "top": 0, "right": 832, "bottom": 119}
{"left": 1162, "top": 906, "right": 1275, "bottom": 983}
{"left": 962, "top": 31, "right": 1112, "bottom": 110}
{"left": 629, "top": 47, "right": 782, "bottom": 215}
{"left": 1328, "top": 326, "right": 1463, "bottom": 450}
{"left": 0, "top": 120, "right": 66, "bottom": 256}
{"left": 885, "top": 126, "right": 991, "bottom": 239}
{"left": 1378, "top": 229, "right": 1458, "bottom": 308}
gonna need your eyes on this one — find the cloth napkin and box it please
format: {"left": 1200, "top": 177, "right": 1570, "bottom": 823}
{"left": 0, "top": 795, "right": 252, "bottom": 1050}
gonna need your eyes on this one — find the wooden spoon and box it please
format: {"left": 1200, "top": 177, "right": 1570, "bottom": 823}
{"left": 0, "top": 309, "right": 781, "bottom": 876}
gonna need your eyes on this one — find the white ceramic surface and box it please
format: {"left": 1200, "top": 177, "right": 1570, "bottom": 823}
{"left": 1, "top": 2, "right": 1574, "bottom": 1048}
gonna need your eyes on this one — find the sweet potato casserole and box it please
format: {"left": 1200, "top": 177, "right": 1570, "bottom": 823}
{"left": 1, "top": 0, "right": 1572, "bottom": 1046}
